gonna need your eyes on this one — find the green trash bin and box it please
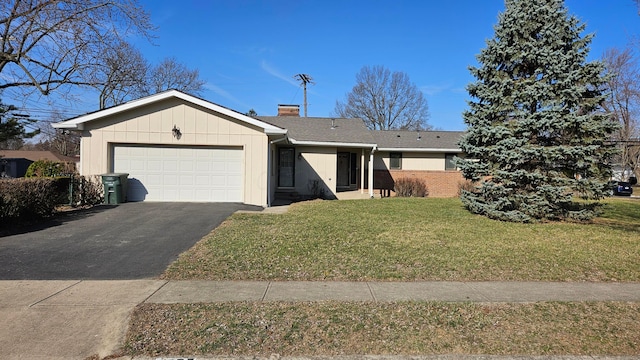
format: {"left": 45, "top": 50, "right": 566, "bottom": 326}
{"left": 101, "top": 173, "right": 129, "bottom": 204}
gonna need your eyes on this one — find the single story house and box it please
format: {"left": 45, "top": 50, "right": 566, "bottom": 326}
{"left": 53, "top": 90, "right": 464, "bottom": 206}
{"left": 0, "top": 150, "right": 78, "bottom": 178}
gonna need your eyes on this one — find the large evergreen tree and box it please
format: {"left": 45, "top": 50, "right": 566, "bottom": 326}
{"left": 0, "top": 100, "right": 39, "bottom": 149}
{"left": 457, "top": 0, "right": 618, "bottom": 222}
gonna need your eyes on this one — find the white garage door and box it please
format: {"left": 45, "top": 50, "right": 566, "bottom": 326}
{"left": 113, "top": 145, "right": 243, "bottom": 202}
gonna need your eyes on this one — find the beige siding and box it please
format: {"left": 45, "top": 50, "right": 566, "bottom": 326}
{"left": 375, "top": 151, "right": 447, "bottom": 171}
{"left": 79, "top": 98, "right": 269, "bottom": 206}
{"left": 294, "top": 146, "right": 337, "bottom": 197}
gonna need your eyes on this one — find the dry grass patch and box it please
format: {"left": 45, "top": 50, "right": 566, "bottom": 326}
{"left": 163, "top": 198, "right": 640, "bottom": 282}
{"left": 125, "top": 301, "right": 640, "bottom": 356}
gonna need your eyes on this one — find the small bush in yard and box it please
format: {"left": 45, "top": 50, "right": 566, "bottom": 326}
{"left": 25, "top": 159, "right": 75, "bottom": 178}
{"left": 458, "top": 179, "right": 476, "bottom": 196}
{"left": 74, "top": 175, "right": 104, "bottom": 206}
{"left": 0, "top": 177, "right": 59, "bottom": 222}
{"left": 394, "top": 177, "right": 429, "bottom": 197}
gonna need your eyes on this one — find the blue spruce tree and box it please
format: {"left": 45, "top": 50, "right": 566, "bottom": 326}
{"left": 457, "top": 0, "right": 618, "bottom": 222}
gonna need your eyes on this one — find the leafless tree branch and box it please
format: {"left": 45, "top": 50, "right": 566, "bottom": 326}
{"left": 0, "top": 0, "right": 154, "bottom": 97}
{"left": 603, "top": 46, "right": 640, "bottom": 179}
{"left": 334, "top": 65, "right": 430, "bottom": 130}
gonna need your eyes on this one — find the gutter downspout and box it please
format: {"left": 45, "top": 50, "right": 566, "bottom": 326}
{"left": 369, "top": 146, "right": 376, "bottom": 198}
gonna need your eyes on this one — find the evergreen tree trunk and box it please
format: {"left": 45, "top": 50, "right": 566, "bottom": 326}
{"left": 457, "top": 0, "right": 618, "bottom": 222}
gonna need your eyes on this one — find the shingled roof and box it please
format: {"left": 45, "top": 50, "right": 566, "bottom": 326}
{"left": 258, "top": 116, "right": 376, "bottom": 147}
{"left": 258, "top": 116, "right": 464, "bottom": 151}
{"left": 0, "top": 150, "right": 78, "bottom": 163}
{"left": 372, "top": 130, "right": 464, "bottom": 151}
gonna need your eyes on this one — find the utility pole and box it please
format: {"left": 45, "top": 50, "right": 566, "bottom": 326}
{"left": 294, "top": 74, "right": 314, "bottom": 117}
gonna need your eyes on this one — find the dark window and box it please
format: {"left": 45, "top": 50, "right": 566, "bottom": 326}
{"left": 278, "top": 147, "right": 295, "bottom": 187}
{"left": 445, "top": 153, "right": 457, "bottom": 170}
{"left": 390, "top": 152, "right": 402, "bottom": 169}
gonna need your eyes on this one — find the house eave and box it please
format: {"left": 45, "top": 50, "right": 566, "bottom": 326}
{"left": 289, "top": 138, "right": 377, "bottom": 149}
{"left": 52, "top": 90, "right": 285, "bottom": 134}
{"left": 52, "top": 122, "right": 81, "bottom": 130}
{"left": 265, "top": 129, "right": 287, "bottom": 136}
{"left": 377, "top": 147, "right": 462, "bottom": 153}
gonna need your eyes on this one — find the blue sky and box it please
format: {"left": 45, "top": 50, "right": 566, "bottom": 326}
{"left": 9, "top": 0, "right": 640, "bottom": 131}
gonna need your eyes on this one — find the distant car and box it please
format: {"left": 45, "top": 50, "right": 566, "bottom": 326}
{"left": 608, "top": 181, "right": 633, "bottom": 196}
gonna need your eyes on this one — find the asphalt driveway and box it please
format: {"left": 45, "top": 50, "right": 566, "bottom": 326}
{"left": 0, "top": 202, "right": 262, "bottom": 279}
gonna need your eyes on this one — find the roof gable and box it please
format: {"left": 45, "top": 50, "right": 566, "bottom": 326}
{"left": 52, "top": 90, "right": 286, "bottom": 135}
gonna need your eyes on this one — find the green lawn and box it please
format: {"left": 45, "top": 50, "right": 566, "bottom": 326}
{"left": 126, "top": 197, "right": 640, "bottom": 357}
{"left": 163, "top": 197, "right": 640, "bottom": 282}
{"left": 126, "top": 301, "right": 640, "bottom": 356}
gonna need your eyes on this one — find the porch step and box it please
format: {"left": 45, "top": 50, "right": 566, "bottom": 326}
{"left": 274, "top": 189, "right": 302, "bottom": 201}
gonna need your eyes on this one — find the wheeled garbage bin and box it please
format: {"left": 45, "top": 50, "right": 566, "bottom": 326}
{"left": 101, "top": 173, "right": 129, "bottom": 204}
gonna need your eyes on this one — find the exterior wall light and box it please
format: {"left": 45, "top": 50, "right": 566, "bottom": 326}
{"left": 172, "top": 125, "right": 182, "bottom": 139}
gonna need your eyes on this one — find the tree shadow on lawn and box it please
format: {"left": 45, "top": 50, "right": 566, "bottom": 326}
{"left": 0, "top": 205, "right": 117, "bottom": 237}
{"left": 595, "top": 199, "right": 640, "bottom": 233}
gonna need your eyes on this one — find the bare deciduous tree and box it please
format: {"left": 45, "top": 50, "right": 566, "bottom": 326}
{"left": 96, "top": 53, "right": 206, "bottom": 108}
{"left": 334, "top": 65, "right": 430, "bottom": 130}
{"left": 94, "top": 40, "right": 149, "bottom": 109}
{"left": 144, "top": 57, "right": 206, "bottom": 97}
{"left": 0, "top": 0, "right": 154, "bottom": 97}
{"left": 603, "top": 47, "right": 640, "bottom": 180}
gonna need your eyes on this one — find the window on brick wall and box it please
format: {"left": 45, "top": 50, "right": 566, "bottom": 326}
{"left": 445, "top": 153, "right": 457, "bottom": 170}
{"left": 390, "top": 152, "right": 402, "bottom": 169}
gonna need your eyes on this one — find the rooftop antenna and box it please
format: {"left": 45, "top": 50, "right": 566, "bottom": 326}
{"left": 294, "top": 74, "right": 314, "bottom": 117}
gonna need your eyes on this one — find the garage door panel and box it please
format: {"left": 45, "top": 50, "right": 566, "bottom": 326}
{"left": 128, "top": 160, "right": 145, "bottom": 171}
{"left": 195, "top": 175, "right": 210, "bottom": 186}
{"left": 147, "top": 160, "right": 162, "bottom": 171}
{"left": 163, "top": 174, "right": 178, "bottom": 186}
{"left": 228, "top": 162, "right": 242, "bottom": 173}
{"left": 114, "top": 145, "right": 243, "bottom": 202}
{"left": 130, "top": 147, "right": 147, "bottom": 156}
{"left": 145, "top": 175, "right": 162, "bottom": 186}
{"left": 179, "top": 161, "right": 194, "bottom": 171}
{"left": 228, "top": 174, "right": 242, "bottom": 184}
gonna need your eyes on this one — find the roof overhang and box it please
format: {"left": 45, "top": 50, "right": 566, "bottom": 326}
{"left": 377, "top": 148, "right": 462, "bottom": 152}
{"left": 289, "top": 138, "right": 377, "bottom": 149}
{"left": 52, "top": 90, "right": 287, "bottom": 135}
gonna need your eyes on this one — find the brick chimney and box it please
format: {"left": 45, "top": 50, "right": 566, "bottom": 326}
{"left": 277, "top": 104, "right": 300, "bottom": 117}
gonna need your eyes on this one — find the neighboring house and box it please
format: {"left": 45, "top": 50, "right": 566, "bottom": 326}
{"left": 52, "top": 90, "right": 464, "bottom": 206}
{"left": 0, "top": 150, "right": 78, "bottom": 178}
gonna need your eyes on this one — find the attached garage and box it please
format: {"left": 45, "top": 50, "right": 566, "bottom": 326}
{"left": 113, "top": 145, "right": 243, "bottom": 202}
{"left": 52, "top": 90, "right": 287, "bottom": 207}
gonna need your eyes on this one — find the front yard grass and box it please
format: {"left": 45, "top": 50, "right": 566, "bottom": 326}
{"left": 126, "top": 197, "right": 640, "bottom": 357}
{"left": 126, "top": 301, "right": 640, "bottom": 356}
{"left": 163, "top": 197, "right": 640, "bottom": 282}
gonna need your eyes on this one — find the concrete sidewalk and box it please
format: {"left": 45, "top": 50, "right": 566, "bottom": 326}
{"left": 2, "top": 280, "right": 640, "bottom": 359}
{"left": 146, "top": 280, "right": 640, "bottom": 303}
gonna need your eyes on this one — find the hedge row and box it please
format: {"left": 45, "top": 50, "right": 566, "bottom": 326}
{"left": 0, "top": 175, "right": 104, "bottom": 223}
{"left": 0, "top": 177, "right": 61, "bottom": 221}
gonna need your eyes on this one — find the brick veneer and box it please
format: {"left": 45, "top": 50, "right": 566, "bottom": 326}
{"left": 373, "top": 170, "right": 465, "bottom": 198}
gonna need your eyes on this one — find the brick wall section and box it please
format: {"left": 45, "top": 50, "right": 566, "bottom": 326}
{"left": 374, "top": 170, "right": 465, "bottom": 198}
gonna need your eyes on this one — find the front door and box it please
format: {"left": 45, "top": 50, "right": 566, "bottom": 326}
{"left": 337, "top": 152, "right": 350, "bottom": 187}
{"left": 278, "top": 147, "right": 295, "bottom": 187}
